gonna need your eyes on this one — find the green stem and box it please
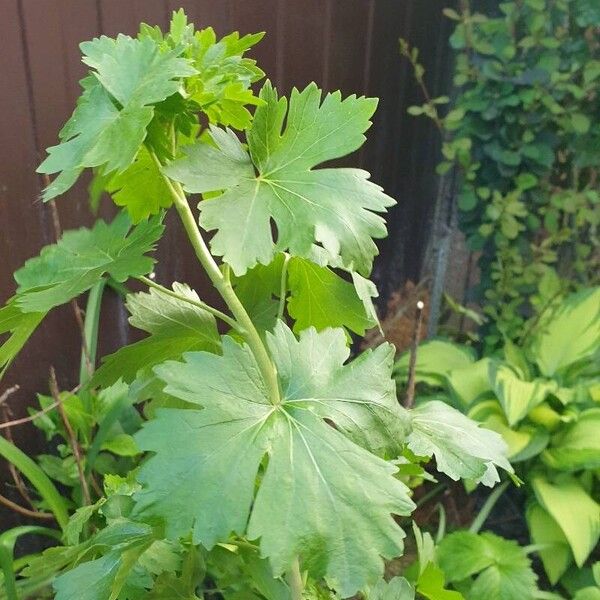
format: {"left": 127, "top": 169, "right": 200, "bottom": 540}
{"left": 0, "top": 436, "right": 69, "bottom": 530}
{"left": 286, "top": 557, "right": 304, "bottom": 600}
{"left": 137, "top": 276, "right": 241, "bottom": 332}
{"left": 158, "top": 165, "right": 281, "bottom": 405}
{"left": 105, "top": 277, "right": 130, "bottom": 298}
{"left": 416, "top": 483, "right": 446, "bottom": 508}
{"left": 469, "top": 480, "right": 509, "bottom": 534}
{"left": 79, "top": 279, "right": 106, "bottom": 387}
{"left": 0, "top": 545, "right": 17, "bottom": 600}
{"left": 435, "top": 503, "right": 447, "bottom": 544}
{"left": 277, "top": 253, "right": 291, "bottom": 321}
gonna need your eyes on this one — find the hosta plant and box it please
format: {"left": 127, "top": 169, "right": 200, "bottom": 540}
{"left": 395, "top": 286, "right": 600, "bottom": 594}
{"left": 0, "top": 11, "right": 514, "bottom": 599}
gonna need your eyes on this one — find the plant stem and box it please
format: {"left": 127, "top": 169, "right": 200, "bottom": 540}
{"left": 137, "top": 275, "right": 241, "bottom": 332}
{"left": 159, "top": 169, "right": 281, "bottom": 405}
{"left": 416, "top": 482, "right": 446, "bottom": 508}
{"left": 469, "top": 480, "right": 509, "bottom": 534}
{"left": 0, "top": 544, "right": 18, "bottom": 600}
{"left": 0, "top": 492, "right": 54, "bottom": 520}
{"left": 50, "top": 367, "right": 91, "bottom": 506}
{"left": 286, "top": 557, "right": 304, "bottom": 600}
{"left": 79, "top": 279, "right": 106, "bottom": 387}
{"left": 404, "top": 300, "right": 425, "bottom": 409}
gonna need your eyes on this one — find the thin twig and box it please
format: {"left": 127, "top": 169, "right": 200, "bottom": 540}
{"left": 0, "top": 492, "right": 54, "bottom": 521}
{"left": 0, "top": 383, "right": 81, "bottom": 430}
{"left": 0, "top": 385, "right": 20, "bottom": 407}
{"left": 0, "top": 385, "right": 21, "bottom": 405}
{"left": 0, "top": 400, "right": 60, "bottom": 430}
{"left": 404, "top": 301, "right": 425, "bottom": 409}
{"left": 49, "top": 368, "right": 91, "bottom": 505}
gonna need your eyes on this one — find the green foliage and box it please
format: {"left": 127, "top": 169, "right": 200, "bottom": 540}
{"left": 0, "top": 298, "right": 45, "bottom": 378}
{"left": 14, "top": 214, "right": 163, "bottom": 312}
{"left": 407, "top": 401, "right": 513, "bottom": 486}
{"left": 92, "top": 283, "right": 220, "bottom": 386}
{"left": 37, "top": 38, "right": 195, "bottom": 201}
{"left": 396, "top": 287, "right": 600, "bottom": 589}
{"left": 232, "top": 253, "right": 379, "bottom": 336}
{"left": 0, "top": 10, "right": 517, "bottom": 599}
{"left": 402, "top": 0, "right": 600, "bottom": 349}
{"left": 437, "top": 531, "right": 538, "bottom": 600}
{"left": 165, "top": 83, "right": 393, "bottom": 276}
{"left": 135, "top": 324, "right": 414, "bottom": 595}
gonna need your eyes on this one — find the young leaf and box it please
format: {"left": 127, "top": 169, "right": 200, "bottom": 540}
{"left": 183, "top": 27, "right": 265, "bottom": 130}
{"left": 92, "top": 283, "right": 220, "bottom": 386}
{"left": 233, "top": 254, "right": 379, "bottom": 335}
{"left": 406, "top": 400, "right": 513, "bottom": 486}
{"left": 135, "top": 322, "right": 414, "bottom": 596}
{"left": 0, "top": 298, "right": 45, "bottom": 378}
{"left": 14, "top": 214, "right": 163, "bottom": 312}
{"left": 437, "top": 531, "right": 538, "bottom": 600}
{"left": 164, "top": 82, "right": 395, "bottom": 275}
{"left": 38, "top": 35, "right": 196, "bottom": 200}
{"left": 104, "top": 146, "right": 173, "bottom": 223}
{"left": 287, "top": 257, "right": 378, "bottom": 335}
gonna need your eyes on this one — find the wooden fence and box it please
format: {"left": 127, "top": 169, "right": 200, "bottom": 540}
{"left": 0, "top": 0, "right": 458, "bottom": 483}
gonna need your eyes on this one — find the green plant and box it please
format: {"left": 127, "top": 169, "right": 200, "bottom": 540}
{"left": 401, "top": 0, "right": 600, "bottom": 349}
{"left": 395, "top": 286, "right": 600, "bottom": 594}
{"left": 0, "top": 10, "right": 516, "bottom": 599}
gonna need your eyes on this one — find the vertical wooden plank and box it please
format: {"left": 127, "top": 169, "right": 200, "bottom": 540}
{"left": 167, "top": 0, "right": 231, "bottom": 35}
{"left": 326, "top": 0, "right": 372, "bottom": 95}
{"left": 356, "top": 0, "right": 458, "bottom": 302}
{"left": 98, "top": 0, "right": 168, "bottom": 36}
{"left": 0, "top": 0, "right": 45, "bottom": 328}
{"left": 279, "top": 0, "right": 327, "bottom": 91}
{"left": 229, "top": 0, "right": 279, "bottom": 81}
{"left": 0, "top": 2, "right": 68, "bottom": 482}
{"left": 20, "top": 0, "right": 99, "bottom": 232}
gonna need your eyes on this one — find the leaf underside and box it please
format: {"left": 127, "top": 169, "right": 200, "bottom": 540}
{"left": 134, "top": 321, "right": 414, "bottom": 595}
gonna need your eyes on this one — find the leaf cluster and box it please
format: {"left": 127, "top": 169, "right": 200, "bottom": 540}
{"left": 0, "top": 9, "right": 517, "bottom": 600}
{"left": 396, "top": 287, "right": 600, "bottom": 593}
{"left": 403, "top": 0, "right": 600, "bottom": 349}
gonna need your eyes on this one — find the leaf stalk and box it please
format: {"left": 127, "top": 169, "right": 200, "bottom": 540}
{"left": 158, "top": 165, "right": 281, "bottom": 405}
{"left": 286, "top": 557, "right": 304, "bottom": 600}
{"left": 469, "top": 480, "right": 509, "bottom": 534}
{"left": 137, "top": 275, "right": 241, "bottom": 332}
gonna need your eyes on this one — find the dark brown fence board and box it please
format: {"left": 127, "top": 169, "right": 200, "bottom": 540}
{"left": 326, "top": 0, "right": 374, "bottom": 96}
